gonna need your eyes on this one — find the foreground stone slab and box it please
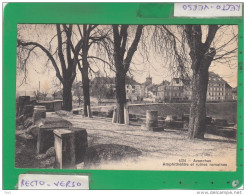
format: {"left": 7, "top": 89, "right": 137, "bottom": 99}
{"left": 36, "top": 100, "right": 63, "bottom": 112}
{"left": 23, "top": 105, "right": 34, "bottom": 118}
{"left": 141, "top": 110, "right": 164, "bottom": 132}
{"left": 33, "top": 106, "right": 46, "bottom": 124}
{"left": 17, "top": 96, "right": 30, "bottom": 116}
{"left": 36, "top": 117, "right": 72, "bottom": 154}
{"left": 146, "top": 110, "right": 158, "bottom": 127}
{"left": 54, "top": 129, "right": 75, "bottom": 169}
{"left": 69, "top": 127, "right": 88, "bottom": 163}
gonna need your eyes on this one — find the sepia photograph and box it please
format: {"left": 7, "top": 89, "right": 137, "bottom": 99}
{"left": 15, "top": 24, "right": 238, "bottom": 171}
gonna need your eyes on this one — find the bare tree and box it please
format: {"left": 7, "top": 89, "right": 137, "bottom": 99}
{"left": 153, "top": 25, "right": 238, "bottom": 139}
{"left": 111, "top": 25, "right": 144, "bottom": 124}
{"left": 17, "top": 24, "right": 83, "bottom": 111}
{"left": 74, "top": 25, "right": 144, "bottom": 122}
{"left": 76, "top": 25, "right": 109, "bottom": 117}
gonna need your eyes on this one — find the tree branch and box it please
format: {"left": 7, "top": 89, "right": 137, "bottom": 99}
{"left": 204, "top": 25, "right": 219, "bottom": 50}
{"left": 123, "top": 25, "right": 144, "bottom": 73}
{"left": 17, "top": 39, "right": 63, "bottom": 83}
{"left": 56, "top": 24, "right": 67, "bottom": 76}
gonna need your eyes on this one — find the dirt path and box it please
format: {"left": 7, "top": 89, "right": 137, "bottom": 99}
{"left": 52, "top": 113, "right": 236, "bottom": 171}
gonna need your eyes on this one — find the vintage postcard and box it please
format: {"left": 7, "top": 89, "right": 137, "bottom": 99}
{"left": 15, "top": 24, "right": 238, "bottom": 171}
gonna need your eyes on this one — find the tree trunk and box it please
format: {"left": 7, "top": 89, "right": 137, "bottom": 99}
{"left": 115, "top": 71, "right": 126, "bottom": 124}
{"left": 188, "top": 68, "right": 209, "bottom": 139}
{"left": 82, "top": 65, "right": 91, "bottom": 117}
{"left": 184, "top": 25, "right": 218, "bottom": 139}
{"left": 62, "top": 82, "right": 73, "bottom": 111}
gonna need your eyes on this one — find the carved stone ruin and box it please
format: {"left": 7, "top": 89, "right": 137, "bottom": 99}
{"left": 69, "top": 127, "right": 88, "bottom": 163}
{"left": 53, "top": 127, "right": 88, "bottom": 168}
{"left": 53, "top": 129, "right": 75, "bottom": 169}
{"left": 36, "top": 117, "right": 72, "bottom": 154}
{"left": 33, "top": 106, "right": 46, "bottom": 124}
{"left": 17, "top": 96, "right": 30, "bottom": 116}
{"left": 141, "top": 110, "right": 164, "bottom": 132}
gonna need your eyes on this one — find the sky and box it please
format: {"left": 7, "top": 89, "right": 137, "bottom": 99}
{"left": 16, "top": 24, "right": 238, "bottom": 96}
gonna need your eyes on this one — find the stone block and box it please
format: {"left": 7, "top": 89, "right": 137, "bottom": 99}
{"left": 146, "top": 110, "right": 158, "bottom": 127}
{"left": 53, "top": 129, "right": 75, "bottom": 169}
{"left": 33, "top": 106, "right": 46, "bottom": 124}
{"left": 23, "top": 105, "right": 34, "bottom": 118}
{"left": 69, "top": 127, "right": 88, "bottom": 163}
{"left": 37, "top": 127, "right": 54, "bottom": 154}
{"left": 36, "top": 100, "right": 63, "bottom": 112}
{"left": 18, "top": 96, "right": 30, "bottom": 116}
{"left": 36, "top": 117, "right": 72, "bottom": 154}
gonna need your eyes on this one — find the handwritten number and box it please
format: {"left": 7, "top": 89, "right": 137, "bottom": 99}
{"left": 183, "top": 5, "right": 187, "bottom": 10}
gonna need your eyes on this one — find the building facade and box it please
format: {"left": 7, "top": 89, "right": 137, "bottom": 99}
{"left": 206, "top": 72, "right": 233, "bottom": 101}
{"left": 126, "top": 83, "right": 145, "bottom": 101}
{"left": 156, "top": 72, "right": 233, "bottom": 102}
{"left": 91, "top": 76, "right": 145, "bottom": 102}
{"left": 157, "top": 78, "right": 191, "bottom": 102}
